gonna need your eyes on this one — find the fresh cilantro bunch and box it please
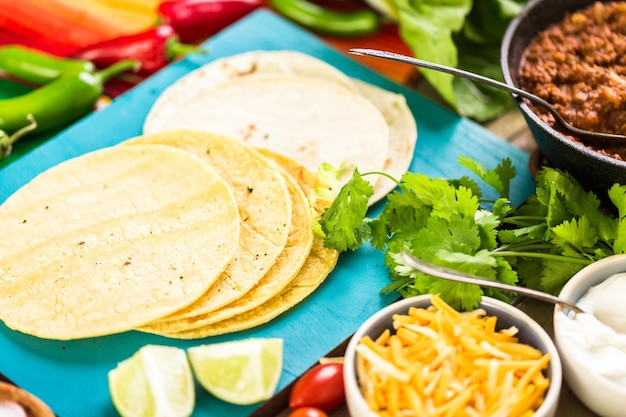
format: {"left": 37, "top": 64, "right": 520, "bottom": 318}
{"left": 318, "top": 156, "right": 626, "bottom": 310}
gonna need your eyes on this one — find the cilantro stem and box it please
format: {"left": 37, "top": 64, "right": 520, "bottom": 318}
{"left": 501, "top": 216, "right": 545, "bottom": 226}
{"left": 495, "top": 243, "right": 553, "bottom": 252}
{"left": 362, "top": 171, "right": 400, "bottom": 186}
{"left": 493, "top": 251, "right": 593, "bottom": 265}
{"left": 505, "top": 216, "right": 545, "bottom": 221}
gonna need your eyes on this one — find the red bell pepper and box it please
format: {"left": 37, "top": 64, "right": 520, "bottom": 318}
{"left": 0, "top": 28, "right": 71, "bottom": 58}
{"left": 70, "top": 25, "right": 205, "bottom": 77}
{"left": 158, "top": 0, "right": 264, "bottom": 43}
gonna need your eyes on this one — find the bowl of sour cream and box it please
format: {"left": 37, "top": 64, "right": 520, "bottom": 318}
{"left": 553, "top": 254, "right": 626, "bottom": 417}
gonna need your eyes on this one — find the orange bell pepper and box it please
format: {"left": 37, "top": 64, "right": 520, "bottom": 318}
{"left": 0, "top": 0, "right": 158, "bottom": 55}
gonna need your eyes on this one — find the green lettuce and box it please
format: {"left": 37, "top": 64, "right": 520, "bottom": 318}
{"left": 393, "top": 0, "right": 528, "bottom": 121}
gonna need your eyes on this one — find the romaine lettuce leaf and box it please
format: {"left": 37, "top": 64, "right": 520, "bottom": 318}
{"left": 394, "top": 0, "right": 528, "bottom": 121}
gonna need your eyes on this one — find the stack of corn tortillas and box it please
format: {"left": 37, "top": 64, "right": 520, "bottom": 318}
{"left": 0, "top": 51, "right": 416, "bottom": 341}
{"left": 0, "top": 131, "right": 337, "bottom": 340}
{"left": 143, "top": 50, "right": 418, "bottom": 205}
{"left": 0, "top": 142, "right": 241, "bottom": 340}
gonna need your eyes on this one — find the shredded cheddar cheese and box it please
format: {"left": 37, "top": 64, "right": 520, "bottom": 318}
{"left": 356, "top": 295, "right": 551, "bottom": 417}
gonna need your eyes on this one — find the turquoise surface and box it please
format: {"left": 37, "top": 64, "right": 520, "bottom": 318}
{"left": 0, "top": 9, "right": 537, "bottom": 417}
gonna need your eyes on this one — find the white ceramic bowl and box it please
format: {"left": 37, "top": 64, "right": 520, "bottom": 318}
{"left": 554, "top": 254, "right": 626, "bottom": 417}
{"left": 344, "top": 294, "right": 562, "bottom": 417}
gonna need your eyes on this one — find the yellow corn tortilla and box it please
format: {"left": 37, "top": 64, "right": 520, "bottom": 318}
{"left": 138, "top": 150, "right": 315, "bottom": 335}
{"left": 0, "top": 144, "right": 240, "bottom": 340}
{"left": 160, "top": 151, "right": 339, "bottom": 339}
{"left": 128, "top": 131, "right": 293, "bottom": 328}
{"left": 166, "top": 238, "right": 339, "bottom": 339}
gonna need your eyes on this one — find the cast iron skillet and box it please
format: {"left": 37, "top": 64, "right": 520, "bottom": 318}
{"left": 501, "top": 0, "right": 626, "bottom": 201}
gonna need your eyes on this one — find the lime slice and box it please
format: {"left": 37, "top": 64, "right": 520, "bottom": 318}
{"left": 187, "top": 338, "right": 283, "bottom": 405}
{"left": 109, "top": 345, "right": 195, "bottom": 417}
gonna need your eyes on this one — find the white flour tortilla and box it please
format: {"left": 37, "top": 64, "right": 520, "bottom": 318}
{"left": 144, "top": 50, "right": 360, "bottom": 134}
{"left": 352, "top": 79, "right": 417, "bottom": 202}
{"left": 144, "top": 73, "right": 391, "bottom": 182}
{"left": 143, "top": 50, "right": 417, "bottom": 204}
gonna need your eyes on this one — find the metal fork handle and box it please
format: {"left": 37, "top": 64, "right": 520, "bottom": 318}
{"left": 349, "top": 48, "right": 626, "bottom": 145}
{"left": 400, "top": 252, "right": 585, "bottom": 314}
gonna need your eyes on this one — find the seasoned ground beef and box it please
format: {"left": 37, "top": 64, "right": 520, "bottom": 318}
{"left": 519, "top": 1, "right": 626, "bottom": 161}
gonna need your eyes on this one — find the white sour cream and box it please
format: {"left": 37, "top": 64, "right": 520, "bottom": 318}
{"left": 580, "top": 272, "right": 626, "bottom": 333}
{"left": 555, "top": 272, "right": 626, "bottom": 386}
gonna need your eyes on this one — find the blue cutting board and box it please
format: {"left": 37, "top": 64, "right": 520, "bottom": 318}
{"left": 0, "top": 9, "right": 537, "bottom": 417}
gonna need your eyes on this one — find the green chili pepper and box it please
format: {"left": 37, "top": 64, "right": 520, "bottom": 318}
{"left": 0, "top": 114, "right": 37, "bottom": 159}
{"left": 0, "top": 59, "right": 138, "bottom": 136}
{"left": 270, "top": 0, "right": 380, "bottom": 37}
{"left": 0, "top": 45, "right": 95, "bottom": 85}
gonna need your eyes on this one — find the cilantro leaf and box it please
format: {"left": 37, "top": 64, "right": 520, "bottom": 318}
{"left": 609, "top": 183, "right": 626, "bottom": 220}
{"left": 433, "top": 186, "right": 479, "bottom": 220}
{"left": 512, "top": 194, "right": 547, "bottom": 219}
{"left": 320, "top": 169, "right": 373, "bottom": 251}
{"left": 536, "top": 167, "right": 616, "bottom": 242}
{"left": 475, "top": 209, "right": 501, "bottom": 250}
{"left": 364, "top": 216, "right": 389, "bottom": 251}
{"left": 494, "top": 256, "right": 518, "bottom": 286}
{"left": 398, "top": 172, "right": 451, "bottom": 207}
{"left": 435, "top": 249, "right": 498, "bottom": 277}
{"left": 458, "top": 155, "right": 515, "bottom": 198}
{"left": 498, "top": 224, "right": 547, "bottom": 244}
{"left": 430, "top": 279, "right": 484, "bottom": 311}
{"left": 492, "top": 197, "right": 512, "bottom": 217}
{"left": 539, "top": 259, "right": 585, "bottom": 294}
{"left": 403, "top": 192, "right": 480, "bottom": 257}
{"left": 482, "top": 256, "right": 518, "bottom": 302}
{"left": 609, "top": 184, "right": 626, "bottom": 254}
{"left": 512, "top": 257, "right": 545, "bottom": 291}
{"left": 383, "top": 189, "right": 432, "bottom": 241}
{"left": 449, "top": 175, "right": 482, "bottom": 199}
{"left": 550, "top": 217, "right": 598, "bottom": 257}
{"left": 534, "top": 169, "right": 573, "bottom": 228}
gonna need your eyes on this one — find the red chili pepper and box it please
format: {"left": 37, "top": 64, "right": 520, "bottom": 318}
{"left": 158, "top": 0, "right": 264, "bottom": 43}
{"left": 70, "top": 25, "right": 206, "bottom": 76}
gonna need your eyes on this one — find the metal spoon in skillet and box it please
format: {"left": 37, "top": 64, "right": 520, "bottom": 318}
{"left": 349, "top": 48, "right": 626, "bottom": 148}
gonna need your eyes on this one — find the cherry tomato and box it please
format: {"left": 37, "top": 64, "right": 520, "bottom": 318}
{"left": 289, "top": 362, "right": 346, "bottom": 412}
{"left": 287, "top": 407, "right": 328, "bottom": 417}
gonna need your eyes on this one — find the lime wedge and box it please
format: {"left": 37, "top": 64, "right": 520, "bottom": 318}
{"left": 187, "top": 338, "right": 283, "bottom": 405}
{"left": 109, "top": 345, "right": 195, "bottom": 417}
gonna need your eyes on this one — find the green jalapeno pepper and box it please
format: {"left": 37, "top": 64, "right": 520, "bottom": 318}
{"left": 0, "top": 45, "right": 95, "bottom": 85}
{"left": 0, "top": 59, "right": 138, "bottom": 136}
{"left": 270, "top": 0, "right": 380, "bottom": 37}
